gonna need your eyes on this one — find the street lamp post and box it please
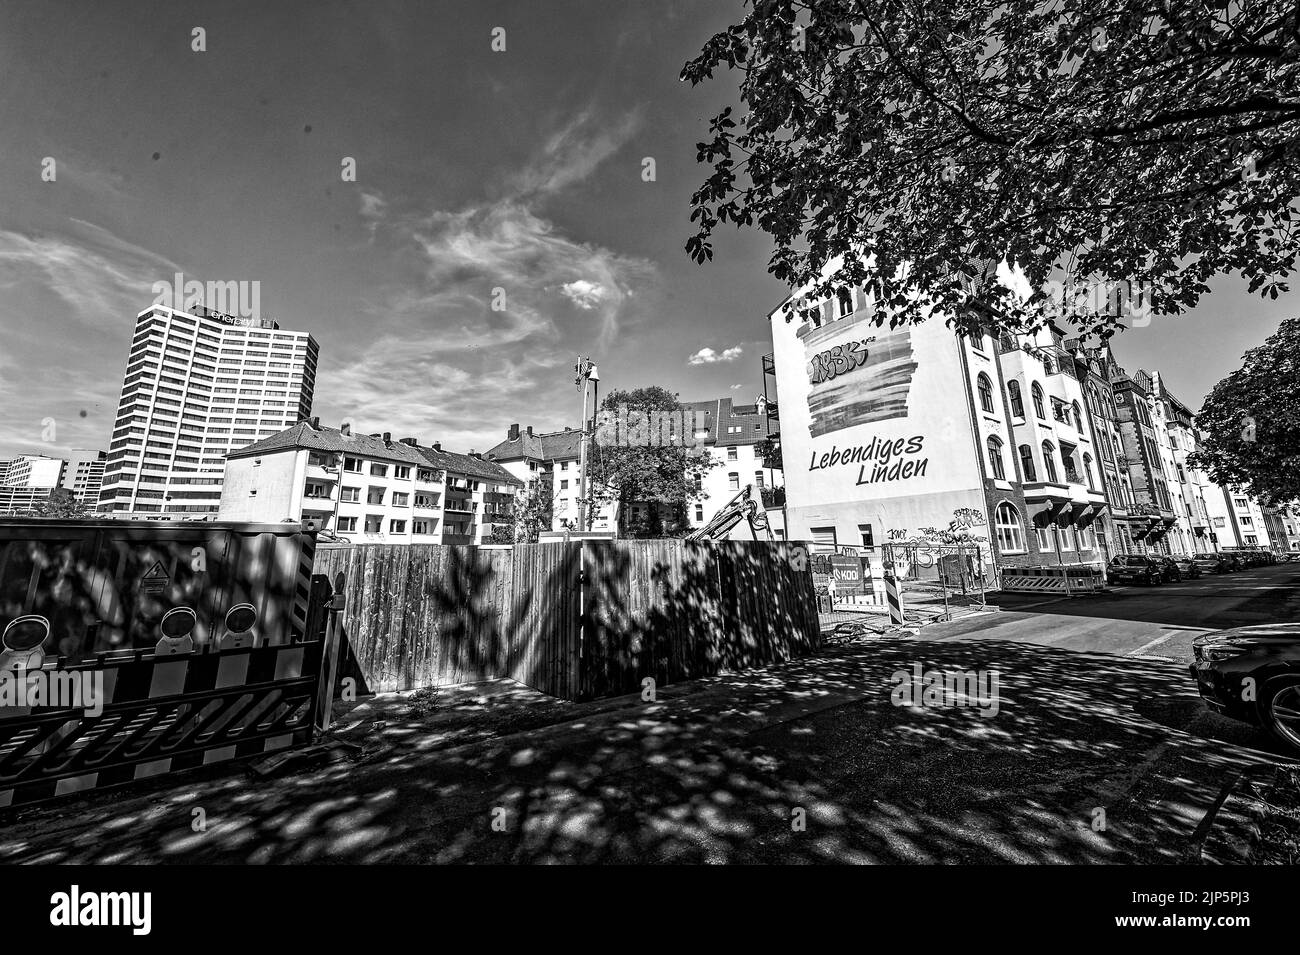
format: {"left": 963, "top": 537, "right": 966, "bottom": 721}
{"left": 574, "top": 357, "right": 599, "bottom": 533}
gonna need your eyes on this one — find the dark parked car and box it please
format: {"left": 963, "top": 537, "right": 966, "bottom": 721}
{"left": 1191, "top": 624, "right": 1300, "bottom": 752}
{"left": 1108, "top": 555, "right": 1163, "bottom": 585}
{"left": 1169, "top": 554, "right": 1202, "bottom": 579}
{"left": 1192, "top": 552, "right": 1228, "bottom": 574}
{"left": 1217, "top": 552, "right": 1245, "bottom": 571}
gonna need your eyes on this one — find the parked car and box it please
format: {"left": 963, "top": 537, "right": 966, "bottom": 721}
{"left": 1217, "top": 552, "right": 1245, "bottom": 571}
{"left": 1169, "top": 554, "right": 1202, "bottom": 579}
{"left": 1108, "top": 555, "right": 1163, "bottom": 585}
{"left": 1152, "top": 555, "right": 1183, "bottom": 581}
{"left": 1192, "top": 552, "right": 1228, "bottom": 574}
{"left": 1191, "top": 624, "right": 1300, "bottom": 752}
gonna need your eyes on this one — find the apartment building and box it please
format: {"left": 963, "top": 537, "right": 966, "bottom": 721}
{"left": 98, "top": 303, "right": 318, "bottom": 519}
{"left": 217, "top": 420, "right": 522, "bottom": 544}
{"left": 62, "top": 449, "right": 107, "bottom": 505}
{"left": 1206, "top": 486, "right": 1274, "bottom": 551}
{"left": 486, "top": 425, "right": 616, "bottom": 533}
{"left": 768, "top": 277, "right": 1111, "bottom": 576}
{"left": 1263, "top": 505, "right": 1300, "bottom": 554}
{"left": 0, "top": 450, "right": 107, "bottom": 514}
{"left": 679, "top": 397, "right": 784, "bottom": 534}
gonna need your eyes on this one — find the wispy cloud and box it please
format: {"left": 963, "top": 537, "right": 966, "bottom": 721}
{"left": 0, "top": 219, "right": 182, "bottom": 324}
{"left": 688, "top": 345, "right": 743, "bottom": 365}
{"left": 335, "top": 106, "right": 658, "bottom": 449}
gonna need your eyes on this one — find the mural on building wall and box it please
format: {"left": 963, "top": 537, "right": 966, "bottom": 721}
{"left": 797, "top": 313, "right": 919, "bottom": 438}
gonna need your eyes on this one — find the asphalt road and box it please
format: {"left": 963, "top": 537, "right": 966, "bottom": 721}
{"left": 927, "top": 562, "right": 1300, "bottom": 664}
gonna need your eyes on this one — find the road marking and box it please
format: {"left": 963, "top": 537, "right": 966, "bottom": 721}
{"left": 1127, "top": 634, "right": 1173, "bottom": 657}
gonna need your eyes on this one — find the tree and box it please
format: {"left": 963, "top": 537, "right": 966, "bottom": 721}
{"left": 754, "top": 434, "right": 783, "bottom": 471}
{"left": 587, "top": 386, "right": 716, "bottom": 538}
{"left": 33, "top": 487, "right": 87, "bottom": 519}
{"left": 1189, "top": 317, "right": 1300, "bottom": 504}
{"left": 507, "top": 478, "right": 555, "bottom": 544}
{"left": 683, "top": 0, "right": 1300, "bottom": 338}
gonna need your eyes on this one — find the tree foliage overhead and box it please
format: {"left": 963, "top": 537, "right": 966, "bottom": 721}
{"left": 1189, "top": 317, "right": 1300, "bottom": 503}
{"left": 683, "top": 0, "right": 1300, "bottom": 337}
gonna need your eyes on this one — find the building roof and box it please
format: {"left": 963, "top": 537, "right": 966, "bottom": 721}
{"left": 488, "top": 396, "right": 774, "bottom": 460}
{"left": 228, "top": 422, "right": 521, "bottom": 485}
{"left": 486, "top": 428, "right": 584, "bottom": 463}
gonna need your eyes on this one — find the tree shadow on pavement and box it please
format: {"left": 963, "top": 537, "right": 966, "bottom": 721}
{"left": 1, "top": 637, "right": 1294, "bottom": 864}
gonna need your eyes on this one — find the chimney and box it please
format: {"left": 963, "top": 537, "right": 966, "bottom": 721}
{"left": 508, "top": 423, "right": 520, "bottom": 441}
{"left": 525, "top": 426, "right": 532, "bottom": 437}
{"left": 340, "top": 422, "right": 351, "bottom": 436}
{"left": 382, "top": 432, "right": 392, "bottom": 445}
{"left": 308, "top": 416, "right": 320, "bottom": 429}
{"left": 432, "top": 442, "right": 442, "bottom": 452}
{"left": 564, "top": 426, "right": 572, "bottom": 432}
{"left": 401, "top": 437, "right": 418, "bottom": 446}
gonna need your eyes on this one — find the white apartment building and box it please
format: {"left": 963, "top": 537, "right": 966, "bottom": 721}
{"left": 2, "top": 454, "right": 65, "bottom": 488}
{"left": 62, "top": 449, "right": 107, "bottom": 505}
{"left": 486, "top": 400, "right": 785, "bottom": 539}
{"left": 98, "top": 304, "right": 318, "bottom": 519}
{"left": 680, "top": 398, "right": 784, "bottom": 535}
{"left": 1205, "top": 486, "right": 1274, "bottom": 551}
{"left": 218, "top": 420, "right": 522, "bottom": 544}
{"left": 487, "top": 426, "right": 616, "bottom": 533}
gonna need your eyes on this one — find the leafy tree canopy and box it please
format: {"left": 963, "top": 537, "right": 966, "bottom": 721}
{"left": 683, "top": 0, "right": 1300, "bottom": 338}
{"left": 1189, "top": 317, "right": 1300, "bottom": 503}
{"left": 588, "top": 386, "right": 715, "bottom": 537}
{"left": 33, "top": 487, "right": 87, "bottom": 519}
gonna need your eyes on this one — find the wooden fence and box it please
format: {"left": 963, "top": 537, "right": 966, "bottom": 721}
{"left": 313, "top": 540, "right": 819, "bottom": 701}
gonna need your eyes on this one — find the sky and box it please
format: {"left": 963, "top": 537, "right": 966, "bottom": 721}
{"left": 0, "top": 0, "right": 1295, "bottom": 461}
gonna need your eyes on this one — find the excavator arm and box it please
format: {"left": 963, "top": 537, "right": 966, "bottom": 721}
{"left": 686, "top": 485, "right": 774, "bottom": 542}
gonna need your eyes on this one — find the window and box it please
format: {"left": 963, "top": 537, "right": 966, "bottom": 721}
{"left": 858, "top": 523, "right": 875, "bottom": 549}
{"left": 1234, "top": 497, "right": 1248, "bottom": 509}
{"left": 1059, "top": 525, "right": 1075, "bottom": 551}
{"left": 560, "top": 480, "right": 569, "bottom": 490}
{"left": 1019, "top": 444, "right": 1036, "bottom": 482}
{"left": 1042, "top": 441, "right": 1059, "bottom": 483}
{"left": 728, "top": 472, "right": 739, "bottom": 490}
{"left": 695, "top": 504, "right": 704, "bottom": 522}
{"left": 1245, "top": 534, "right": 1258, "bottom": 545}
{"left": 727, "top": 446, "right": 738, "bottom": 461}
{"left": 337, "top": 517, "right": 357, "bottom": 532}
{"left": 369, "top": 463, "right": 388, "bottom": 477}
{"left": 810, "top": 526, "right": 837, "bottom": 553}
{"left": 364, "top": 515, "right": 382, "bottom": 533}
{"left": 392, "top": 492, "right": 409, "bottom": 507}
{"left": 977, "top": 374, "right": 994, "bottom": 413}
{"left": 341, "top": 486, "right": 360, "bottom": 503}
{"left": 560, "top": 461, "right": 569, "bottom": 471}
{"left": 1240, "top": 516, "right": 1254, "bottom": 527}
{"left": 394, "top": 466, "right": 410, "bottom": 479}
{"left": 389, "top": 520, "right": 406, "bottom": 534}
{"left": 1073, "top": 401, "right": 1083, "bottom": 431}
{"left": 1007, "top": 381, "right": 1024, "bottom": 418}
{"left": 994, "top": 503, "right": 1025, "bottom": 553}
{"left": 1036, "top": 525, "right": 1054, "bottom": 552}
{"left": 343, "top": 457, "right": 362, "bottom": 473}
{"left": 1082, "top": 453, "right": 1094, "bottom": 490}
{"left": 755, "top": 471, "right": 765, "bottom": 488}
{"left": 367, "top": 487, "right": 384, "bottom": 505}
{"left": 413, "top": 520, "right": 430, "bottom": 535}
{"left": 1032, "top": 383, "right": 1046, "bottom": 419}
{"left": 987, "top": 436, "right": 1006, "bottom": 480}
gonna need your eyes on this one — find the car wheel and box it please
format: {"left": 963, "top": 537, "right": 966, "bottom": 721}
{"left": 1262, "top": 678, "right": 1300, "bottom": 753}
